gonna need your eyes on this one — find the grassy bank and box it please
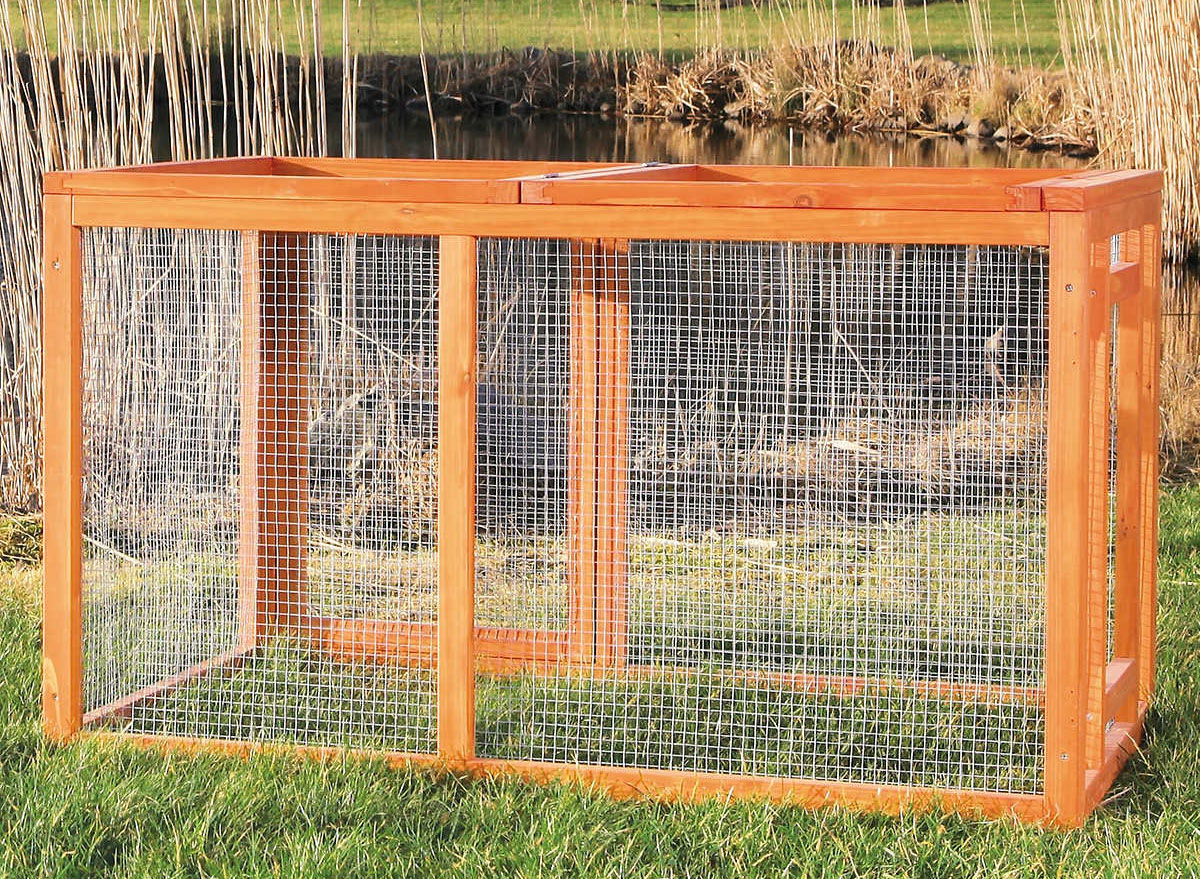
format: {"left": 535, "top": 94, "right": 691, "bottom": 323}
{"left": 0, "top": 485, "right": 1199, "bottom": 875}
{"left": 7, "top": 0, "right": 1063, "bottom": 65}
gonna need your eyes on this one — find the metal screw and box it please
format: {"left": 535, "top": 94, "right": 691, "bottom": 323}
{"left": 1060, "top": 752, "right": 1070, "bottom": 761}
{"left": 52, "top": 259, "right": 61, "bottom": 270}
{"left": 1065, "top": 284, "right": 1074, "bottom": 292}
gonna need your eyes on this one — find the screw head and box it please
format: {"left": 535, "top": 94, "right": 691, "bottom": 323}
{"left": 1065, "top": 284, "right": 1074, "bottom": 292}
{"left": 52, "top": 259, "right": 61, "bottom": 270}
{"left": 1060, "top": 752, "right": 1070, "bottom": 761}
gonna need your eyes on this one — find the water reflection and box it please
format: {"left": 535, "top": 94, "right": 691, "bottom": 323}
{"left": 357, "top": 112, "right": 1092, "bottom": 170}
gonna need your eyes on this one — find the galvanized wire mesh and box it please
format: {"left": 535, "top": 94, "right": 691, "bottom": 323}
{"left": 474, "top": 239, "right": 571, "bottom": 634}
{"left": 81, "top": 228, "right": 244, "bottom": 721}
{"left": 81, "top": 229, "right": 439, "bottom": 753}
{"left": 82, "top": 227, "right": 1052, "bottom": 793}
{"left": 475, "top": 239, "right": 1049, "bottom": 794}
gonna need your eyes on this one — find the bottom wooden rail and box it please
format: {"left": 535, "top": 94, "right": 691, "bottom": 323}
{"left": 82, "top": 645, "right": 255, "bottom": 727}
{"left": 80, "top": 620, "right": 1045, "bottom": 730}
{"left": 76, "top": 729, "right": 1052, "bottom": 823}
{"left": 1084, "top": 702, "right": 1147, "bottom": 810}
{"left": 303, "top": 616, "right": 1044, "bottom": 706}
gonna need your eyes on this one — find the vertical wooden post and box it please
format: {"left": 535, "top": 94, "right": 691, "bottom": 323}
{"left": 1138, "top": 206, "right": 1163, "bottom": 702}
{"left": 595, "top": 239, "right": 629, "bottom": 667}
{"left": 1045, "top": 210, "right": 1102, "bottom": 826}
{"left": 42, "top": 194, "right": 83, "bottom": 740}
{"left": 567, "top": 240, "right": 600, "bottom": 665}
{"left": 1085, "top": 236, "right": 1112, "bottom": 771}
{"left": 1112, "top": 231, "right": 1144, "bottom": 724}
{"left": 438, "top": 235, "right": 477, "bottom": 762}
{"left": 239, "top": 231, "right": 310, "bottom": 647}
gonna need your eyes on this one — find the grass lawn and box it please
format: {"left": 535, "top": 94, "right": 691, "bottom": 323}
{"left": 10, "top": 0, "right": 1064, "bottom": 66}
{"left": 0, "top": 485, "right": 1198, "bottom": 876}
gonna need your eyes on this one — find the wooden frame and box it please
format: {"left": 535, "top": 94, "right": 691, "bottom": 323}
{"left": 42, "top": 159, "right": 1163, "bottom": 827}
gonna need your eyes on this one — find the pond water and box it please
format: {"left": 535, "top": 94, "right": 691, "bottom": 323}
{"left": 355, "top": 112, "right": 1092, "bottom": 170}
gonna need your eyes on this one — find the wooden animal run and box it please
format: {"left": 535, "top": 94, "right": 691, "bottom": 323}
{"left": 42, "top": 159, "right": 1161, "bottom": 826}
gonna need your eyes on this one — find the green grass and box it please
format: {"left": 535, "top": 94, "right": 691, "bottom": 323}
{"left": 9, "top": 0, "right": 1065, "bottom": 66}
{"left": 1, "top": 485, "right": 1199, "bottom": 876}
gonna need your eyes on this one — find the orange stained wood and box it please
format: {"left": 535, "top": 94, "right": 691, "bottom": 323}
{"left": 1044, "top": 207, "right": 1101, "bottom": 825}
{"left": 240, "top": 232, "right": 312, "bottom": 640}
{"left": 521, "top": 177, "right": 1065, "bottom": 211}
{"left": 1112, "top": 232, "right": 1146, "bottom": 725}
{"left": 594, "top": 239, "right": 630, "bottom": 667}
{"left": 1082, "top": 701, "right": 1146, "bottom": 812}
{"left": 46, "top": 158, "right": 1163, "bottom": 824}
{"left": 437, "top": 234, "right": 478, "bottom": 764}
{"left": 567, "top": 240, "right": 601, "bottom": 664}
{"left": 1103, "top": 658, "right": 1139, "bottom": 726}
{"left": 79, "top": 729, "right": 1051, "bottom": 823}
{"left": 41, "top": 193, "right": 83, "bottom": 741}
{"left": 1008, "top": 170, "right": 1163, "bottom": 212}
{"left": 1085, "top": 233, "right": 1113, "bottom": 771}
{"left": 68, "top": 197, "right": 1053, "bottom": 246}
{"left": 1138, "top": 204, "right": 1163, "bottom": 700}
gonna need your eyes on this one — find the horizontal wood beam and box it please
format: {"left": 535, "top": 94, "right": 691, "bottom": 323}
{"left": 1009, "top": 170, "right": 1163, "bottom": 212}
{"left": 522, "top": 180, "right": 1052, "bottom": 212}
{"left": 1083, "top": 707, "right": 1145, "bottom": 809}
{"left": 1103, "top": 658, "right": 1139, "bottom": 724}
{"left": 48, "top": 172, "right": 523, "bottom": 204}
{"left": 1109, "top": 260, "right": 1142, "bottom": 302}
{"left": 79, "top": 730, "right": 1050, "bottom": 822}
{"left": 71, "top": 196, "right": 1051, "bottom": 245}
{"left": 81, "top": 646, "right": 255, "bottom": 726}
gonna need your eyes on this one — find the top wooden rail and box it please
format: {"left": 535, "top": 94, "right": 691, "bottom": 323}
{"left": 43, "top": 159, "right": 1162, "bottom": 247}
{"left": 44, "top": 157, "right": 1160, "bottom": 212}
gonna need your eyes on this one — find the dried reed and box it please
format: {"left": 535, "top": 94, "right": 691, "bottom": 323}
{"left": 0, "top": 0, "right": 358, "bottom": 509}
{"left": 1058, "top": 0, "right": 1199, "bottom": 262}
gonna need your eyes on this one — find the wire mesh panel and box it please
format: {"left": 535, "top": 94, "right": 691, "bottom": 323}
{"left": 474, "top": 238, "right": 1049, "bottom": 793}
{"left": 81, "top": 228, "right": 244, "bottom": 722}
{"left": 80, "top": 229, "right": 440, "bottom": 753}
{"left": 474, "top": 239, "right": 572, "bottom": 636}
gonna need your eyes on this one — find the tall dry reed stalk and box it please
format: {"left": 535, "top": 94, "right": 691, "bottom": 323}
{"left": 1058, "top": 0, "right": 1199, "bottom": 262}
{"left": 0, "top": 0, "right": 359, "bottom": 510}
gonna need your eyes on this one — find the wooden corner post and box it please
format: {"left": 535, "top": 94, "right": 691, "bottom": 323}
{"left": 42, "top": 193, "right": 83, "bottom": 741}
{"left": 239, "top": 231, "right": 311, "bottom": 647}
{"left": 1138, "top": 203, "right": 1163, "bottom": 704}
{"left": 438, "top": 235, "right": 478, "bottom": 763}
{"left": 1045, "top": 209, "right": 1106, "bottom": 826}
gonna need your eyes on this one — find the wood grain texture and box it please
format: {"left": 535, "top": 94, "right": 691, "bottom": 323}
{"left": 437, "top": 234, "right": 478, "bottom": 763}
{"left": 567, "top": 240, "right": 600, "bottom": 664}
{"left": 70, "top": 196, "right": 1052, "bottom": 245}
{"left": 1044, "top": 209, "right": 1099, "bottom": 825}
{"left": 41, "top": 194, "right": 83, "bottom": 741}
{"left": 78, "top": 730, "right": 1050, "bottom": 822}
{"left": 594, "top": 239, "right": 629, "bottom": 667}
{"left": 1138, "top": 204, "right": 1163, "bottom": 701}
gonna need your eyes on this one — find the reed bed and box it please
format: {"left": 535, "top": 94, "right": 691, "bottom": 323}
{"left": 1058, "top": 0, "right": 1200, "bottom": 262}
{"left": 0, "top": 1, "right": 359, "bottom": 510}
